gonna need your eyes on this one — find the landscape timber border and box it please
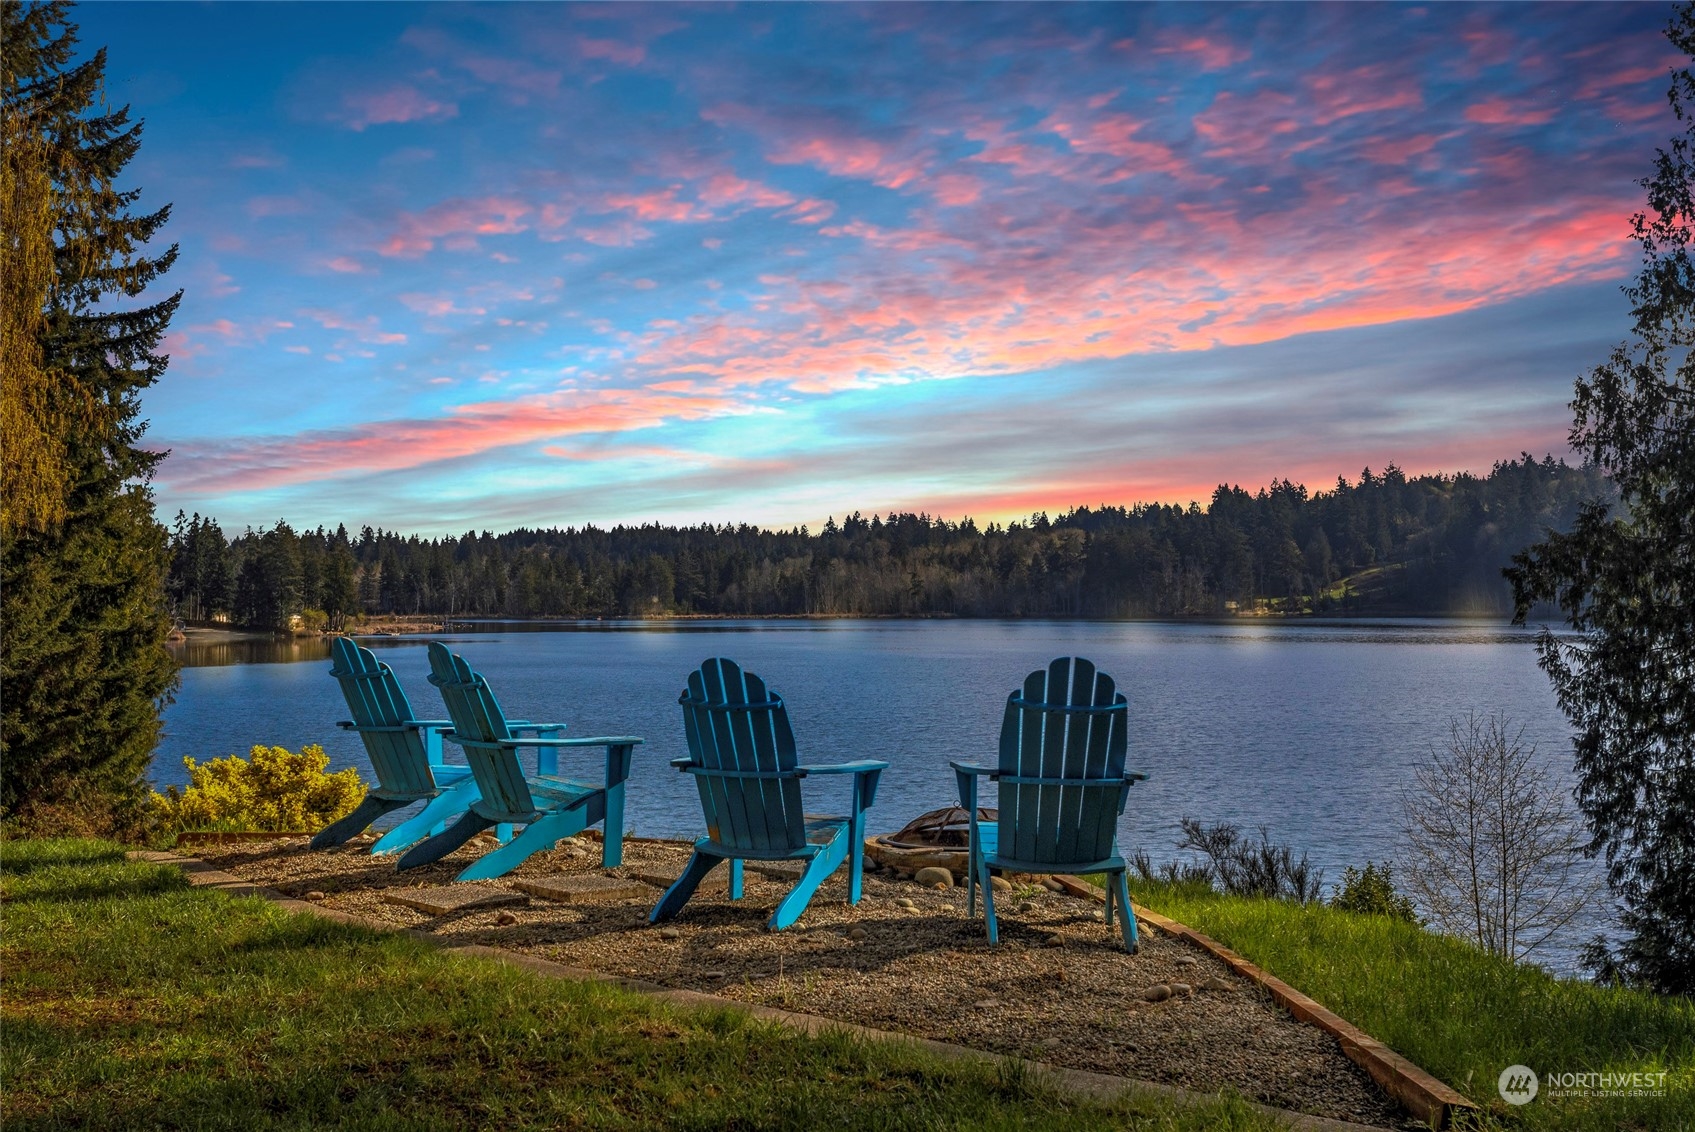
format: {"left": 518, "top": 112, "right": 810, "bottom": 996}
{"left": 131, "top": 849, "right": 1395, "bottom": 1132}
{"left": 1049, "top": 874, "right": 1478, "bottom": 1128}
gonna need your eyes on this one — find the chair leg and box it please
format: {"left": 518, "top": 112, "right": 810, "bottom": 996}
{"left": 601, "top": 781, "right": 626, "bottom": 868}
{"left": 651, "top": 849, "right": 724, "bottom": 923}
{"left": 769, "top": 844, "right": 839, "bottom": 931}
{"left": 396, "top": 810, "right": 495, "bottom": 870}
{"left": 371, "top": 779, "right": 480, "bottom": 855}
{"left": 979, "top": 854, "right": 1000, "bottom": 944}
{"left": 311, "top": 795, "right": 412, "bottom": 850}
{"left": 457, "top": 810, "right": 581, "bottom": 882}
{"left": 848, "top": 808, "right": 866, "bottom": 904}
{"left": 1113, "top": 870, "right": 1138, "bottom": 954}
{"left": 729, "top": 858, "right": 744, "bottom": 900}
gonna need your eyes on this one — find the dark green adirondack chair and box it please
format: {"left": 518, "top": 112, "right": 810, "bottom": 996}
{"left": 651, "top": 658, "right": 887, "bottom": 931}
{"left": 312, "top": 636, "right": 486, "bottom": 853}
{"left": 395, "top": 642, "right": 642, "bottom": 881}
{"left": 952, "top": 657, "right": 1148, "bottom": 950}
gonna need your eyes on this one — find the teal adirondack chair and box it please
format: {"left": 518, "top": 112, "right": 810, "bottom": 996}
{"left": 395, "top": 642, "right": 643, "bottom": 881}
{"left": 651, "top": 658, "right": 888, "bottom": 931}
{"left": 312, "top": 636, "right": 486, "bottom": 854}
{"left": 952, "top": 657, "right": 1148, "bottom": 951}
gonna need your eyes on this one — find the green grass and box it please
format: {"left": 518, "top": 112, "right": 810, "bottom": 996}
{"left": 0, "top": 840, "right": 1285, "bottom": 1132}
{"left": 1122, "top": 877, "right": 1695, "bottom": 1131}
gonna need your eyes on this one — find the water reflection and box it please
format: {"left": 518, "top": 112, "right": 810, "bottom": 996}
{"left": 166, "top": 635, "right": 332, "bottom": 668}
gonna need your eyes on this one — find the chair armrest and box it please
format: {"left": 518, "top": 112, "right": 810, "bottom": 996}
{"left": 951, "top": 761, "right": 998, "bottom": 813}
{"left": 670, "top": 756, "right": 695, "bottom": 770}
{"left": 1126, "top": 770, "right": 1149, "bottom": 782}
{"left": 801, "top": 760, "right": 890, "bottom": 775}
{"left": 801, "top": 761, "right": 886, "bottom": 811}
{"left": 507, "top": 721, "right": 566, "bottom": 736}
{"left": 519, "top": 735, "right": 643, "bottom": 747}
{"left": 400, "top": 719, "right": 453, "bottom": 729}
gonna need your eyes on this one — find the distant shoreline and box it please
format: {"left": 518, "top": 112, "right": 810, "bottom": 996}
{"left": 169, "top": 609, "right": 1524, "bottom": 644}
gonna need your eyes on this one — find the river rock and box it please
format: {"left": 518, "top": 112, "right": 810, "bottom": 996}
{"left": 1142, "top": 983, "right": 1173, "bottom": 1002}
{"left": 1203, "top": 976, "right": 1235, "bottom": 992}
{"left": 1043, "top": 934, "right": 1065, "bottom": 948}
{"left": 1171, "top": 982, "right": 1193, "bottom": 996}
{"left": 1174, "top": 955, "right": 1199, "bottom": 968}
{"left": 659, "top": 926, "right": 681, "bottom": 940}
{"left": 304, "top": 890, "right": 326, "bottom": 902}
{"left": 495, "top": 911, "right": 519, "bottom": 926}
{"left": 914, "top": 866, "right": 954, "bottom": 888}
{"left": 990, "top": 876, "right": 1012, "bottom": 893}
{"left": 1040, "top": 877, "right": 1065, "bottom": 893}
{"left": 848, "top": 926, "right": 868, "bottom": 941}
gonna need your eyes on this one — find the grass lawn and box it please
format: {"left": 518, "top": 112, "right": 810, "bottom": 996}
{"left": 0, "top": 839, "right": 1286, "bottom": 1132}
{"left": 1125, "top": 878, "right": 1695, "bottom": 1132}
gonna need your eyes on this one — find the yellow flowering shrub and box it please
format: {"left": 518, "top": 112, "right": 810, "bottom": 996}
{"left": 151, "top": 744, "right": 365, "bottom": 833}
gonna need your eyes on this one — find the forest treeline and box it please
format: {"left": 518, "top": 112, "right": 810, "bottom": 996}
{"left": 166, "top": 455, "right": 1613, "bottom": 630}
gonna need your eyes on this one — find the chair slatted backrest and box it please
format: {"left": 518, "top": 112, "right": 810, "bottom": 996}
{"left": 426, "top": 642, "right": 535, "bottom": 815}
{"left": 679, "top": 658, "right": 806, "bottom": 854}
{"left": 329, "top": 637, "right": 434, "bottom": 797}
{"left": 996, "top": 657, "right": 1129, "bottom": 867}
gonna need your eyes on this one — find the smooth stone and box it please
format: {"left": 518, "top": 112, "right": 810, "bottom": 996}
{"left": 848, "top": 926, "right": 868, "bottom": 941}
{"left": 1043, "top": 934, "right": 1065, "bottom": 948}
{"left": 973, "top": 998, "right": 1001, "bottom": 1009}
{"left": 304, "top": 890, "right": 327, "bottom": 902}
{"left": 862, "top": 854, "right": 880, "bottom": 872}
{"left": 1171, "top": 982, "right": 1193, "bottom": 996}
{"left": 494, "top": 911, "right": 518, "bottom": 926}
{"left": 1174, "top": 955, "right": 1200, "bottom": 968}
{"left": 989, "top": 876, "right": 1012, "bottom": 893}
{"left": 1040, "top": 878, "right": 1065, "bottom": 893}
{"left": 1015, "top": 901, "right": 1034, "bottom": 913}
{"left": 659, "top": 926, "right": 681, "bottom": 940}
{"left": 1143, "top": 984, "right": 1173, "bottom": 1003}
{"left": 914, "top": 866, "right": 954, "bottom": 888}
{"left": 384, "top": 884, "right": 528, "bottom": 916}
{"left": 1203, "top": 976, "right": 1236, "bottom": 992}
{"left": 513, "top": 875, "right": 652, "bottom": 904}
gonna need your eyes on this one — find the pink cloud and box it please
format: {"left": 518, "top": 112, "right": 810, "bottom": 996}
{"left": 323, "top": 256, "right": 369, "bottom": 274}
{"left": 1147, "top": 33, "right": 1249, "bottom": 72}
{"left": 1463, "top": 97, "right": 1557, "bottom": 126}
{"left": 159, "top": 388, "right": 739, "bottom": 493}
{"left": 378, "top": 196, "right": 531, "bottom": 257}
{"left": 579, "top": 37, "right": 646, "bottom": 66}
{"left": 601, "top": 187, "right": 709, "bottom": 223}
{"left": 338, "top": 84, "right": 458, "bottom": 131}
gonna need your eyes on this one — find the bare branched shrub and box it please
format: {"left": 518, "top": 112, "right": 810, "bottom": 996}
{"left": 1401, "top": 711, "right": 1600, "bottom": 962}
{"left": 1145, "top": 818, "right": 1326, "bottom": 904}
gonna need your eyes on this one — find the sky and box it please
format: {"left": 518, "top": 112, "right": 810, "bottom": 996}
{"left": 82, "top": 1, "right": 1678, "bottom": 536}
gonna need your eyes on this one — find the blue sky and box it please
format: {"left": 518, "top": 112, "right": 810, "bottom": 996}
{"left": 84, "top": 2, "right": 1673, "bottom": 534}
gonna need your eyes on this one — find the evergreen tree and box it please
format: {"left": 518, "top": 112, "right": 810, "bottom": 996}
{"left": 0, "top": 1, "right": 179, "bottom": 832}
{"left": 1508, "top": 6, "right": 1695, "bottom": 994}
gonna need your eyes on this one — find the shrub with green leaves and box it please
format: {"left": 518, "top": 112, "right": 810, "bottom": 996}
{"left": 1331, "top": 862, "right": 1418, "bottom": 922}
{"left": 150, "top": 744, "right": 364, "bottom": 833}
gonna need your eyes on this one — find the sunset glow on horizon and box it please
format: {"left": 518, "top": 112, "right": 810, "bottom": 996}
{"left": 94, "top": 1, "right": 1673, "bottom": 534}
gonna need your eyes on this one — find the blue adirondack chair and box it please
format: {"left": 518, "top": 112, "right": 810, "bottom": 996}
{"left": 311, "top": 636, "right": 484, "bottom": 854}
{"left": 651, "top": 658, "right": 888, "bottom": 931}
{"left": 952, "top": 657, "right": 1148, "bottom": 951}
{"left": 395, "top": 642, "right": 643, "bottom": 881}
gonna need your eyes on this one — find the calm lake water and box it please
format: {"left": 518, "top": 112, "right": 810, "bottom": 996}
{"left": 158, "top": 618, "right": 1583, "bottom": 878}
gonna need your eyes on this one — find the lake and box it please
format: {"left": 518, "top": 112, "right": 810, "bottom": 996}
{"left": 158, "top": 618, "right": 1584, "bottom": 885}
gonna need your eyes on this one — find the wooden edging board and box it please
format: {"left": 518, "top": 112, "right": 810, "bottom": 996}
{"left": 129, "top": 850, "right": 1389, "bottom": 1132}
{"left": 1047, "top": 874, "right": 1476, "bottom": 1129}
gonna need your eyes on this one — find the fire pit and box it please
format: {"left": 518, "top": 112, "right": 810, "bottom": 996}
{"left": 864, "top": 805, "right": 995, "bottom": 874}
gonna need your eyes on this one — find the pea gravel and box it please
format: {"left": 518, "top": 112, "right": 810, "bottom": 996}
{"left": 201, "top": 835, "right": 1409, "bottom": 1128}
